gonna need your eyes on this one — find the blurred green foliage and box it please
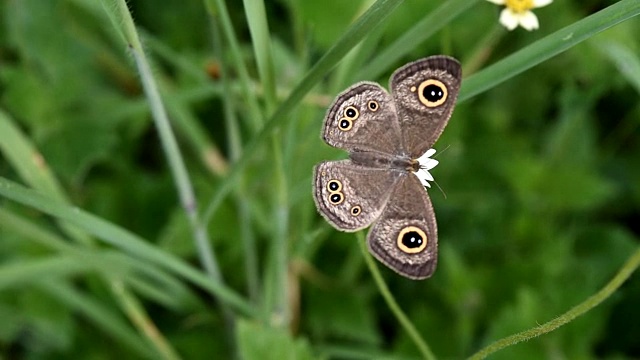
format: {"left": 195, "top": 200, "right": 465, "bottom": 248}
{"left": 0, "top": 0, "right": 639, "bottom": 359}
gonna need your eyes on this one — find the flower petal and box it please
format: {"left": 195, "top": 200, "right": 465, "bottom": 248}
{"left": 416, "top": 148, "right": 438, "bottom": 187}
{"left": 421, "top": 170, "right": 434, "bottom": 182}
{"left": 417, "top": 148, "right": 438, "bottom": 170}
{"left": 414, "top": 171, "right": 432, "bottom": 188}
{"left": 518, "top": 10, "right": 540, "bottom": 30}
{"left": 532, "top": 0, "right": 552, "bottom": 8}
{"left": 422, "top": 158, "right": 439, "bottom": 171}
{"left": 499, "top": 8, "right": 519, "bottom": 31}
{"left": 486, "top": 0, "right": 506, "bottom": 4}
{"left": 423, "top": 148, "right": 436, "bottom": 157}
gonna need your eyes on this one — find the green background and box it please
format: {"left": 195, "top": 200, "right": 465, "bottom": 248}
{"left": 0, "top": 0, "right": 639, "bottom": 358}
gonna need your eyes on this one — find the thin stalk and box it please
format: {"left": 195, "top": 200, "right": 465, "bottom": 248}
{"left": 462, "top": 23, "right": 505, "bottom": 75}
{"left": 242, "top": 0, "right": 290, "bottom": 327}
{"left": 269, "top": 137, "right": 290, "bottom": 327}
{"left": 107, "top": 1, "right": 230, "bottom": 316}
{"left": 357, "top": 233, "right": 436, "bottom": 360}
{"left": 204, "top": 0, "right": 264, "bottom": 131}
{"left": 468, "top": 247, "right": 640, "bottom": 359}
{"left": 243, "top": 0, "right": 277, "bottom": 107}
{"left": 211, "top": 18, "right": 261, "bottom": 303}
{"left": 112, "top": 281, "right": 182, "bottom": 360}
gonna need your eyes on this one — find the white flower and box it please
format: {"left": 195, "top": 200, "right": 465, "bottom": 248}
{"left": 415, "top": 148, "right": 439, "bottom": 188}
{"left": 487, "top": 0, "right": 552, "bottom": 31}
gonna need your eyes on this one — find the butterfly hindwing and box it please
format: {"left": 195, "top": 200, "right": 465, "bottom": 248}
{"left": 313, "top": 160, "right": 402, "bottom": 232}
{"left": 367, "top": 173, "right": 438, "bottom": 279}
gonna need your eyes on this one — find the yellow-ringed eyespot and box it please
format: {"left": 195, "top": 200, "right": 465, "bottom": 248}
{"left": 344, "top": 106, "right": 359, "bottom": 120}
{"left": 367, "top": 100, "right": 379, "bottom": 112}
{"left": 417, "top": 79, "right": 447, "bottom": 108}
{"left": 338, "top": 118, "right": 353, "bottom": 131}
{"left": 327, "top": 179, "right": 342, "bottom": 192}
{"left": 397, "top": 226, "right": 428, "bottom": 254}
{"left": 350, "top": 205, "right": 362, "bottom": 216}
{"left": 329, "top": 192, "right": 344, "bottom": 205}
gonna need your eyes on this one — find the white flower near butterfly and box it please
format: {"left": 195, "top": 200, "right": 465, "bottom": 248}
{"left": 487, "top": 0, "right": 553, "bottom": 31}
{"left": 415, "top": 148, "right": 439, "bottom": 188}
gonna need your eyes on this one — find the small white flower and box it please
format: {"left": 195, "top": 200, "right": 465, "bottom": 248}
{"left": 415, "top": 148, "right": 439, "bottom": 188}
{"left": 487, "top": 0, "right": 552, "bottom": 31}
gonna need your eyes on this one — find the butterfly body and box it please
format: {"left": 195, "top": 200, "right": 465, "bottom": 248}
{"left": 349, "top": 151, "right": 417, "bottom": 172}
{"left": 313, "top": 56, "right": 461, "bottom": 279}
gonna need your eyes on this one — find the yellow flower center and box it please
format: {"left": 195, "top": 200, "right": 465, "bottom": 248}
{"left": 505, "top": 0, "right": 534, "bottom": 13}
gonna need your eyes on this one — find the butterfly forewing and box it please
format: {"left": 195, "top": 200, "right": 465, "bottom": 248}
{"left": 322, "top": 82, "right": 404, "bottom": 155}
{"left": 390, "top": 56, "right": 462, "bottom": 158}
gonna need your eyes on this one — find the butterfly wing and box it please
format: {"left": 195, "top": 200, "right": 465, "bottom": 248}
{"left": 367, "top": 173, "right": 438, "bottom": 279}
{"left": 313, "top": 160, "right": 403, "bottom": 232}
{"left": 390, "top": 56, "right": 462, "bottom": 158}
{"left": 322, "top": 82, "right": 404, "bottom": 155}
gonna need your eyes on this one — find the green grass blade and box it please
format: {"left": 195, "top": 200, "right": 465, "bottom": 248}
{"left": 1, "top": 97, "right": 194, "bottom": 354}
{"left": 598, "top": 40, "right": 640, "bottom": 95}
{"left": 242, "top": 0, "right": 290, "bottom": 324}
{"left": 211, "top": 17, "right": 261, "bottom": 303}
{"left": 112, "top": 281, "right": 183, "bottom": 360}
{"left": 42, "top": 281, "right": 157, "bottom": 359}
{"left": 205, "top": 0, "right": 264, "bottom": 131}
{"left": 0, "top": 109, "right": 93, "bottom": 245}
{"left": 0, "top": 177, "right": 257, "bottom": 318}
{"left": 243, "top": 0, "right": 277, "bottom": 110}
{"left": 356, "top": 0, "right": 481, "bottom": 81}
{"left": 0, "top": 208, "right": 199, "bottom": 310}
{"left": 459, "top": 0, "right": 640, "bottom": 102}
{"left": 0, "top": 109, "right": 66, "bottom": 201}
{"left": 0, "top": 256, "right": 99, "bottom": 290}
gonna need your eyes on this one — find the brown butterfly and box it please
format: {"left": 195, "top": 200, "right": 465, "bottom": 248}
{"left": 313, "top": 56, "right": 461, "bottom": 279}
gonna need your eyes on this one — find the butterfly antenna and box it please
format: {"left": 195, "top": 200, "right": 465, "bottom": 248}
{"left": 434, "top": 180, "right": 447, "bottom": 199}
{"left": 434, "top": 144, "right": 451, "bottom": 158}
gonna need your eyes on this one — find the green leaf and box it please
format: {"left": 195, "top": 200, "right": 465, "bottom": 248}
{"left": 38, "top": 116, "right": 118, "bottom": 182}
{"left": 305, "top": 287, "right": 380, "bottom": 345}
{"left": 237, "top": 320, "right": 317, "bottom": 360}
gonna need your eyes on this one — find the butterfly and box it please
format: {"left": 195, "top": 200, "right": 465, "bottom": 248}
{"left": 312, "top": 56, "right": 461, "bottom": 279}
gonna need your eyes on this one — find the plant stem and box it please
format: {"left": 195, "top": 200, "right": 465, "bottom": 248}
{"left": 210, "top": 15, "right": 261, "bottom": 305}
{"left": 468, "top": 247, "right": 640, "bottom": 359}
{"left": 108, "top": 1, "right": 234, "bottom": 327}
{"left": 357, "top": 233, "right": 436, "bottom": 360}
